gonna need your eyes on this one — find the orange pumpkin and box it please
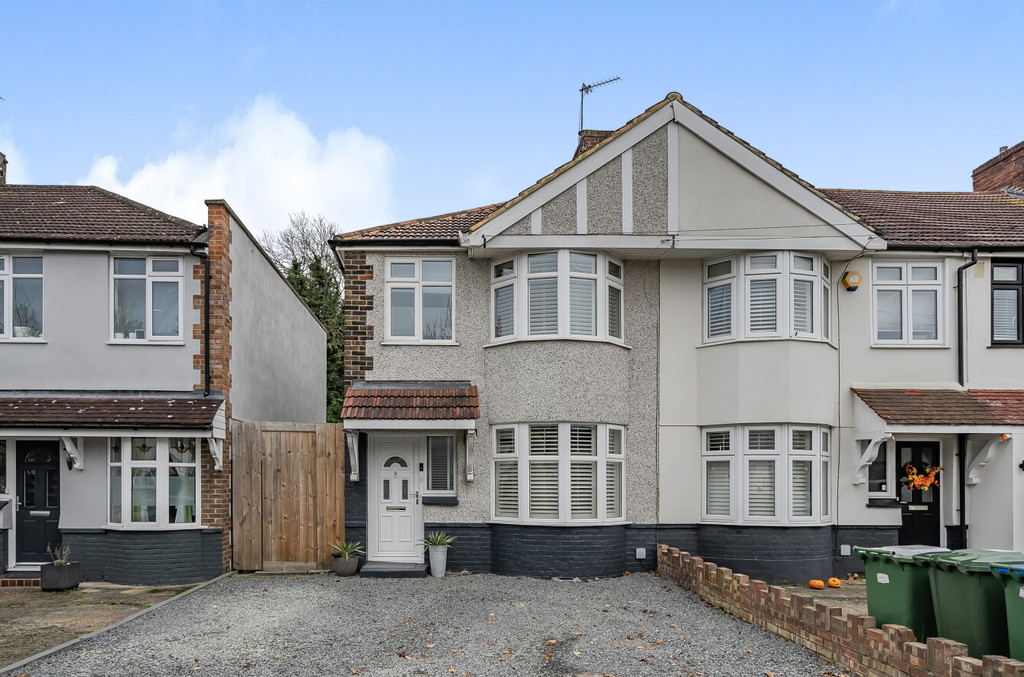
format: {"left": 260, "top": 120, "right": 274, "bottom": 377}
{"left": 827, "top": 577, "right": 842, "bottom": 588}
{"left": 809, "top": 579, "right": 825, "bottom": 590}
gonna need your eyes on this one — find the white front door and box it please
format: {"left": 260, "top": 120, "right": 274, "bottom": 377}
{"left": 368, "top": 437, "right": 423, "bottom": 562}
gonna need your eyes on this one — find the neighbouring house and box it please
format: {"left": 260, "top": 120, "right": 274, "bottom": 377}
{"left": 0, "top": 154, "right": 326, "bottom": 584}
{"left": 332, "top": 93, "right": 1024, "bottom": 582}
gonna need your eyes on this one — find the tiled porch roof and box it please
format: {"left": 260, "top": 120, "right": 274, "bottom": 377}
{"left": 332, "top": 203, "right": 505, "bottom": 245}
{"left": 341, "top": 382, "right": 480, "bottom": 420}
{"left": 0, "top": 393, "right": 224, "bottom": 428}
{"left": 853, "top": 388, "right": 1024, "bottom": 426}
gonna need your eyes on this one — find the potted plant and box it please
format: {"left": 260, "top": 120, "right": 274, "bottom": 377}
{"left": 329, "top": 541, "right": 365, "bottom": 577}
{"left": 40, "top": 543, "right": 81, "bottom": 592}
{"left": 422, "top": 531, "right": 456, "bottom": 578}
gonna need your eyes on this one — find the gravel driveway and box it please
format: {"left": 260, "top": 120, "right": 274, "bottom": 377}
{"left": 12, "top": 572, "right": 841, "bottom": 676}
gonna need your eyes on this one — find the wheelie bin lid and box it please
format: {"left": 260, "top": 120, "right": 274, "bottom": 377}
{"left": 855, "top": 545, "right": 948, "bottom": 562}
{"left": 913, "top": 548, "right": 1024, "bottom": 573}
{"left": 990, "top": 560, "right": 1024, "bottom": 580}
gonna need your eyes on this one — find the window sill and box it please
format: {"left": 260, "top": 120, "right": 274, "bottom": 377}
{"left": 103, "top": 523, "right": 207, "bottom": 531}
{"left": 866, "top": 497, "right": 900, "bottom": 508}
{"left": 700, "top": 520, "right": 833, "bottom": 527}
{"left": 699, "top": 337, "right": 837, "bottom": 349}
{"left": 1, "top": 338, "right": 46, "bottom": 344}
{"left": 484, "top": 336, "right": 632, "bottom": 350}
{"left": 107, "top": 340, "right": 186, "bottom": 346}
{"left": 988, "top": 344, "right": 1024, "bottom": 349}
{"left": 381, "top": 340, "right": 459, "bottom": 347}
{"left": 487, "top": 519, "right": 631, "bottom": 527}
{"left": 423, "top": 496, "right": 458, "bottom": 506}
{"left": 870, "top": 344, "right": 949, "bottom": 349}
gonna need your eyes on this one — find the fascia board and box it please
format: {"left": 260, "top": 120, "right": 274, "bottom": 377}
{"left": 0, "top": 427, "right": 216, "bottom": 437}
{"left": 668, "top": 101, "right": 883, "bottom": 250}
{"left": 343, "top": 419, "right": 477, "bottom": 430}
{"left": 485, "top": 233, "right": 874, "bottom": 253}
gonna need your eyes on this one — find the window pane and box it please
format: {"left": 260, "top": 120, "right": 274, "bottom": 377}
{"left": 911, "top": 289, "right": 937, "bottom": 340}
{"left": 45, "top": 469, "right": 59, "bottom": 508}
{"left": 876, "top": 266, "right": 902, "bottom": 282}
{"left": 608, "top": 428, "right": 623, "bottom": 456}
{"left": 876, "top": 289, "right": 903, "bottom": 340}
{"left": 706, "top": 430, "right": 730, "bottom": 452}
{"left": 608, "top": 260, "right": 622, "bottom": 280}
{"left": 169, "top": 438, "right": 196, "bottom": 464}
{"left": 911, "top": 266, "right": 938, "bottom": 282}
{"left": 707, "top": 260, "right": 731, "bottom": 278}
{"left": 749, "top": 255, "right": 777, "bottom": 271}
{"left": 993, "top": 289, "right": 1020, "bottom": 341}
{"left": 390, "top": 288, "right": 415, "bottom": 337}
{"left": 109, "top": 438, "right": 122, "bottom": 464}
{"left": 608, "top": 285, "right": 623, "bottom": 339}
{"left": 569, "top": 277, "right": 596, "bottom": 335}
{"left": 495, "top": 429, "right": 516, "bottom": 454}
{"left": 422, "top": 260, "right": 452, "bottom": 282}
{"left": 109, "top": 466, "right": 122, "bottom": 522}
{"left": 114, "top": 278, "right": 146, "bottom": 337}
{"left": 570, "top": 461, "right": 597, "bottom": 519}
{"left": 793, "top": 255, "right": 814, "bottom": 272}
{"left": 114, "top": 258, "right": 146, "bottom": 276}
{"left": 0, "top": 441, "right": 5, "bottom": 494}
{"left": 152, "top": 259, "right": 180, "bottom": 273}
{"left": 821, "top": 430, "right": 830, "bottom": 454}
{"left": 707, "top": 284, "right": 731, "bottom": 338}
{"left": 529, "top": 425, "right": 559, "bottom": 456}
{"left": 390, "top": 262, "right": 415, "bottom": 279}
{"left": 748, "top": 279, "right": 776, "bottom": 333}
{"left": 793, "top": 278, "right": 813, "bottom": 333}
{"left": 0, "top": 279, "right": 4, "bottom": 335}
{"left": 792, "top": 460, "right": 812, "bottom": 517}
{"left": 131, "top": 468, "right": 157, "bottom": 522}
{"left": 868, "top": 453, "right": 887, "bottom": 493}
{"left": 822, "top": 283, "right": 831, "bottom": 340}
{"left": 528, "top": 278, "right": 558, "bottom": 335}
{"left": 529, "top": 461, "right": 559, "bottom": 519}
{"left": 23, "top": 469, "right": 36, "bottom": 506}
{"left": 791, "top": 429, "right": 813, "bottom": 451}
{"left": 494, "top": 461, "right": 518, "bottom": 517}
{"left": 706, "top": 461, "right": 730, "bottom": 516}
{"left": 131, "top": 437, "right": 157, "bottom": 461}
{"left": 494, "top": 285, "right": 514, "bottom": 338}
{"left": 169, "top": 467, "right": 196, "bottom": 523}
{"left": 422, "top": 286, "right": 453, "bottom": 340}
{"left": 570, "top": 425, "right": 596, "bottom": 456}
{"left": 528, "top": 252, "right": 558, "bottom": 274}
{"left": 606, "top": 461, "right": 622, "bottom": 518}
{"left": 152, "top": 280, "right": 179, "bottom": 337}
{"left": 821, "top": 460, "right": 830, "bottom": 517}
{"left": 569, "top": 252, "right": 597, "bottom": 274}
{"left": 13, "top": 277, "right": 43, "bottom": 336}
{"left": 748, "top": 429, "right": 775, "bottom": 451}
{"left": 748, "top": 460, "right": 776, "bottom": 517}
{"left": 494, "top": 260, "right": 514, "bottom": 279}
{"left": 994, "top": 264, "right": 1020, "bottom": 283}
{"left": 427, "top": 436, "right": 454, "bottom": 492}
{"left": 13, "top": 257, "right": 42, "bottom": 275}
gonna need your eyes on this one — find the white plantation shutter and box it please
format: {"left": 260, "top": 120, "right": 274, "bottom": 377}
{"left": 496, "top": 428, "right": 516, "bottom": 454}
{"left": 426, "top": 437, "right": 453, "bottom": 492}
{"left": 747, "top": 460, "right": 776, "bottom": 517}
{"left": 706, "top": 461, "right": 731, "bottom": 516}
{"left": 569, "top": 252, "right": 597, "bottom": 274}
{"left": 529, "top": 461, "right": 559, "bottom": 518}
{"left": 494, "top": 284, "right": 514, "bottom": 338}
{"left": 706, "top": 430, "right": 731, "bottom": 452}
{"left": 530, "top": 425, "right": 559, "bottom": 455}
{"left": 821, "top": 460, "right": 830, "bottom": 517}
{"left": 606, "top": 461, "right": 622, "bottom": 518}
{"left": 528, "top": 252, "right": 558, "bottom": 274}
{"left": 608, "top": 428, "right": 623, "bottom": 456}
{"left": 993, "top": 289, "right": 1019, "bottom": 341}
{"left": 570, "top": 461, "right": 597, "bottom": 519}
{"left": 791, "top": 429, "right": 813, "bottom": 451}
{"left": 529, "top": 278, "right": 558, "bottom": 335}
{"left": 494, "top": 461, "right": 519, "bottom": 517}
{"left": 822, "top": 282, "right": 831, "bottom": 340}
{"left": 608, "top": 285, "right": 623, "bottom": 339}
{"left": 791, "top": 460, "right": 812, "bottom": 517}
{"left": 707, "top": 283, "right": 732, "bottom": 338}
{"left": 570, "top": 425, "right": 596, "bottom": 456}
{"left": 569, "top": 278, "right": 597, "bottom": 335}
{"left": 747, "top": 429, "right": 775, "bottom": 451}
{"left": 748, "top": 279, "right": 777, "bottom": 333}
{"left": 793, "top": 279, "right": 813, "bottom": 334}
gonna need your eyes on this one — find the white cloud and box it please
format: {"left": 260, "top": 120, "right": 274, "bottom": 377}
{"left": 80, "top": 97, "right": 395, "bottom": 234}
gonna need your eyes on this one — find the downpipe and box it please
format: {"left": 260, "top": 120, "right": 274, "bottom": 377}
{"left": 956, "top": 248, "right": 978, "bottom": 387}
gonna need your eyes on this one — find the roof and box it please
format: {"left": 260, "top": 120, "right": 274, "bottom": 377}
{"left": 854, "top": 388, "right": 1024, "bottom": 426}
{"left": 341, "top": 381, "right": 480, "bottom": 420}
{"left": 821, "top": 189, "right": 1024, "bottom": 249}
{"left": 332, "top": 203, "right": 505, "bottom": 245}
{"left": 0, "top": 185, "right": 205, "bottom": 244}
{"left": 0, "top": 394, "right": 224, "bottom": 428}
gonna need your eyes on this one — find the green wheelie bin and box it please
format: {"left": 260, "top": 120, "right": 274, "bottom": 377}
{"left": 854, "top": 545, "right": 948, "bottom": 641}
{"left": 990, "top": 561, "right": 1024, "bottom": 661}
{"left": 913, "top": 549, "right": 1024, "bottom": 659}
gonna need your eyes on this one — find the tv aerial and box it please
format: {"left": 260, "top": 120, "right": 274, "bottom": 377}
{"left": 579, "top": 76, "right": 620, "bottom": 132}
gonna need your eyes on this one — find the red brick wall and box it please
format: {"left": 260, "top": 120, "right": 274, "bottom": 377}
{"left": 341, "top": 251, "right": 374, "bottom": 387}
{"left": 195, "top": 202, "right": 234, "bottom": 572}
{"left": 657, "top": 546, "right": 1024, "bottom": 677}
{"left": 973, "top": 141, "right": 1024, "bottom": 192}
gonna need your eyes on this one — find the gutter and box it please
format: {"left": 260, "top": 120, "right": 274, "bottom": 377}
{"left": 189, "top": 244, "right": 212, "bottom": 397}
{"left": 956, "top": 248, "right": 978, "bottom": 387}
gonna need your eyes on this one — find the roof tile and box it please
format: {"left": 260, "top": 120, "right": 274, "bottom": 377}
{"left": 334, "top": 203, "right": 505, "bottom": 244}
{"left": 341, "top": 382, "right": 480, "bottom": 420}
{"left": 854, "top": 388, "right": 1024, "bottom": 425}
{"left": 0, "top": 395, "right": 224, "bottom": 428}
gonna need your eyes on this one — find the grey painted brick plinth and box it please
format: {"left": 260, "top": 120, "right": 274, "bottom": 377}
{"left": 832, "top": 525, "right": 900, "bottom": 578}
{"left": 697, "top": 524, "right": 832, "bottom": 584}
{"left": 491, "top": 524, "right": 626, "bottom": 578}
{"left": 61, "top": 528, "right": 223, "bottom": 585}
{"left": 0, "top": 529, "right": 6, "bottom": 574}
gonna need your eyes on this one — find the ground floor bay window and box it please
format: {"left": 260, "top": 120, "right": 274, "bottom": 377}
{"left": 108, "top": 437, "right": 200, "bottom": 526}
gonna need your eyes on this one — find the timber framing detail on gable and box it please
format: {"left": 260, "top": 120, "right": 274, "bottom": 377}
{"left": 461, "top": 93, "right": 883, "bottom": 256}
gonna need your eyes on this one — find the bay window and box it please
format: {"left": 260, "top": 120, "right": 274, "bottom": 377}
{"left": 872, "top": 262, "right": 943, "bottom": 345}
{"left": 108, "top": 437, "right": 200, "bottom": 527}
{"left": 0, "top": 255, "right": 44, "bottom": 339}
{"left": 385, "top": 258, "right": 454, "bottom": 342}
{"left": 492, "top": 422, "right": 625, "bottom": 523}
{"left": 111, "top": 257, "right": 183, "bottom": 341}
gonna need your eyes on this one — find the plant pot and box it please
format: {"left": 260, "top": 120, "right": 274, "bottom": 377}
{"left": 40, "top": 562, "right": 81, "bottom": 591}
{"left": 428, "top": 545, "right": 448, "bottom": 578}
{"left": 332, "top": 554, "right": 359, "bottom": 577}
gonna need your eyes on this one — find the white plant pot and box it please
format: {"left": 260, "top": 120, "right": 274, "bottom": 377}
{"left": 13, "top": 326, "right": 29, "bottom": 338}
{"left": 114, "top": 332, "right": 125, "bottom": 339}
{"left": 428, "top": 545, "right": 447, "bottom": 578}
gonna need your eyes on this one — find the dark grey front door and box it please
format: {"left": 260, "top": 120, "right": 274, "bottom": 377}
{"left": 898, "top": 441, "right": 941, "bottom": 546}
{"left": 16, "top": 441, "right": 61, "bottom": 562}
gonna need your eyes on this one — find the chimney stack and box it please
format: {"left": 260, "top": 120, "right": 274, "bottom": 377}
{"left": 0, "top": 152, "right": 6, "bottom": 186}
{"left": 574, "top": 130, "right": 614, "bottom": 160}
{"left": 972, "top": 141, "right": 1024, "bottom": 191}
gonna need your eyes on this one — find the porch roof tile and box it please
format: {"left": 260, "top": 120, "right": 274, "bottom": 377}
{"left": 341, "top": 381, "right": 480, "bottom": 420}
{"left": 0, "top": 393, "right": 224, "bottom": 428}
{"left": 853, "top": 388, "right": 1024, "bottom": 426}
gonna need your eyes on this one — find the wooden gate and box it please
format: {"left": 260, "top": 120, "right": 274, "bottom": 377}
{"left": 232, "top": 422, "right": 346, "bottom": 571}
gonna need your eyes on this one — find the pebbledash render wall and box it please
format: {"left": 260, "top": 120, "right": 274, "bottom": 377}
{"left": 658, "top": 546, "right": 1024, "bottom": 677}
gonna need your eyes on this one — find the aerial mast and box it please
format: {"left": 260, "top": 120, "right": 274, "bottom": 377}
{"left": 579, "top": 77, "right": 621, "bottom": 132}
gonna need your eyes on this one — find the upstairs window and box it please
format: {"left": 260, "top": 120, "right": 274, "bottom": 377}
{"left": 111, "top": 257, "right": 183, "bottom": 342}
{"left": 872, "top": 262, "right": 943, "bottom": 346}
{"left": 0, "top": 255, "right": 44, "bottom": 339}
{"left": 385, "top": 258, "right": 454, "bottom": 342}
{"left": 992, "top": 260, "right": 1023, "bottom": 345}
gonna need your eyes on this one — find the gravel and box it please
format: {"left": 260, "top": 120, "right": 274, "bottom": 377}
{"left": 13, "top": 571, "right": 841, "bottom": 676}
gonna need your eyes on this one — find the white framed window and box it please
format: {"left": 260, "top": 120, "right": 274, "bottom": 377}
{"left": 489, "top": 250, "right": 624, "bottom": 344}
{"left": 111, "top": 257, "right": 183, "bottom": 342}
{"left": 108, "top": 437, "right": 200, "bottom": 527}
{"left": 992, "top": 260, "right": 1023, "bottom": 345}
{"left": 867, "top": 438, "right": 893, "bottom": 498}
{"left": 701, "top": 424, "right": 831, "bottom": 526}
{"left": 872, "top": 261, "right": 943, "bottom": 345}
{"left": 0, "top": 254, "right": 44, "bottom": 339}
{"left": 425, "top": 435, "right": 455, "bottom": 495}
{"left": 385, "top": 258, "right": 455, "bottom": 342}
{"left": 702, "top": 252, "right": 831, "bottom": 344}
{"left": 491, "top": 422, "right": 625, "bottom": 524}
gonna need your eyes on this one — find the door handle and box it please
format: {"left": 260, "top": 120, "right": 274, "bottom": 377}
{"left": 415, "top": 491, "right": 420, "bottom": 505}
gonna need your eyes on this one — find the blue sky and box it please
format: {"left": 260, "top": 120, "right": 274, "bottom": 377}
{"left": 2, "top": 1, "right": 1022, "bottom": 234}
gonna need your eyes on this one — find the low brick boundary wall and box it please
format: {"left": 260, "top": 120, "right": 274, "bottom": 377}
{"left": 658, "top": 545, "right": 1024, "bottom": 677}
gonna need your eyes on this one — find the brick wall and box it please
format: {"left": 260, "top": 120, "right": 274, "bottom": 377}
{"left": 196, "top": 201, "right": 234, "bottom": 572}
{"left": 491, "top": 524, "right": 627, "bottom": 577}
{"left": 657, "top": 546, "right": 1024, "bottom": 677}
{"left": 341, "top": 251, "right": 374, "bottom": 387}
{"left": 63, "top": 528, "right": 222, "bottom": 584}
{"left": 973, "top": 140, "right": 1024, "bottom": 191}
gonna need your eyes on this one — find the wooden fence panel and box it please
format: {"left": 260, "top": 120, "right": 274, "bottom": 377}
{"left": 315, "top": 424, "right": 346, "bottom": 568}
{"left": 232, "top": 421, "right": 263, "bottom": 571}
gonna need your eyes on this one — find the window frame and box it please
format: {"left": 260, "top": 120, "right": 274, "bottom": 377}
{"left": 107, "top": 436, "right": 202, "bottom": 529}
{"left": 424, "top": 435, "right": 456, "bottom": 497}
{"left": 992, "top": 259, "right": 1023, "bottom": 345}
{"left": 384, "top": 257, "right": 456, "bottom": 344}
{"left": 0, "top": 254, "right": 45, "bottom": 341}
{"left": 110, "top": 256, "right": 184, "bottom": 343}
{"left": 871, "top": 261, "right": 944, "bottom": 346}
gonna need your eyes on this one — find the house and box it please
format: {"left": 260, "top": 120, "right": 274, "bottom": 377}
{"left": 0, "top": 154, "right": 326, "bottom": 584}
{"left": 332, "top": 93, "right": 1024, "bottom": 582}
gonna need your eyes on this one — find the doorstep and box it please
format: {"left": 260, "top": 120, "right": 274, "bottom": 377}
{"left": 358, "top": 561, "right": 428, "bottom": 579}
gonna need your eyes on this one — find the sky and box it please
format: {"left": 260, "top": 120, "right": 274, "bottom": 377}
{"left": 2, "top": 1, "right": 1022, "bottom": 236}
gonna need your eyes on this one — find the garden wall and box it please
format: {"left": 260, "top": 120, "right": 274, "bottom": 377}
{"left": 657, "top": 545, "right": 1024, "bottom": 677}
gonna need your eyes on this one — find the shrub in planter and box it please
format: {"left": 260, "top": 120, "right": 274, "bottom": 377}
{"left": 41, "top": 544, "right": 81, "bottom": 592}
{"left": 422, "top": 531, "right": 456, "bottom": 579}
{"left": 329, "top": 541, "right": 366, "bottom": 577}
